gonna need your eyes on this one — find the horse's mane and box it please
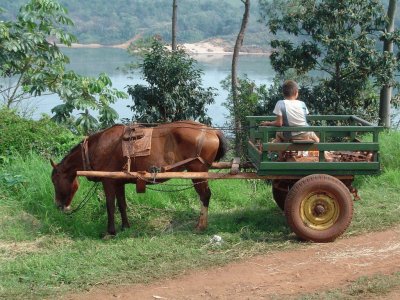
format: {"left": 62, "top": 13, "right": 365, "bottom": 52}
{"left": 169, "top": 120, "right": 203, "bottom": 126}
{"left": 56, "top": 124, "right": 125, "bottom": 167}
{"left": 56, "top": 142, "right": 81, "bottom": 167}
{"left": 155, "top": 120, "right": 205, "bottom": 129}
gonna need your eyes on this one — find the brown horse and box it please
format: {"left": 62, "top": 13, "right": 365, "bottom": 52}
{"left": 50, "top": 121, "right": 227, "bottom": 236}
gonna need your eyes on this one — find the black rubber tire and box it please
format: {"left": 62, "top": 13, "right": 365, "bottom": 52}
{"left": 271, "top": 180, "right": 296, "bottom": 211}
{"left": 272, "top": 185, "right": 287, "bottom": 210}
{"left": 284, "top": 174, "right": 353, "bottom": 243}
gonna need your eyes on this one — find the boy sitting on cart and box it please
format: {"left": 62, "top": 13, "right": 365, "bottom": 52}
{"left": 260, "top": 80, "right": 319, "bottom": 143}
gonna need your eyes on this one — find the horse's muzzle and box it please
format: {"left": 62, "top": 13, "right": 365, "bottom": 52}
{"left": 62, "top": 206, "right": 71, "bottom": 213}
{"left": 55, "top": 202, "right": 71, "bottom": 213}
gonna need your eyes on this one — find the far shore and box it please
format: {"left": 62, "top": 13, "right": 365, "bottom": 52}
{"left": 59, "top": 40, "right": 270, "bottom": 56}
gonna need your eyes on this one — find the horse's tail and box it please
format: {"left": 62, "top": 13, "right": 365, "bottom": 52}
{"left": 214, "top": 129, "right": 228, "bottom": 161}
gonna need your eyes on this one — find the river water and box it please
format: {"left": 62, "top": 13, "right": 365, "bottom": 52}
{"left": 33, "top": 47, "right": 275, "bottom": 126}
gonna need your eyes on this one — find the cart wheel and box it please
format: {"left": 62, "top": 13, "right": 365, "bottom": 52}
{"left": 284, "top": 174, "right": 353, "bottom": 243}
{"left": 272, "top": 185, "right": 287, "bottom": 210}
{"left": 271, "top": 180, "right": 295, "bottom": 211}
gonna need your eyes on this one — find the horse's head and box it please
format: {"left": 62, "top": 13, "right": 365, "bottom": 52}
{"left": 50, "top": 159, "right": 79, "bottom": 212}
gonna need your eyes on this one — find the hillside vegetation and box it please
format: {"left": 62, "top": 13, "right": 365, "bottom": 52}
{"left": 0, "top": 0, "right": 268, "bottom": 46}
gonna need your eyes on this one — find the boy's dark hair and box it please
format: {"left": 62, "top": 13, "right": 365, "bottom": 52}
{"left": 282, "top": 80, "right": 299, "bottom": 98}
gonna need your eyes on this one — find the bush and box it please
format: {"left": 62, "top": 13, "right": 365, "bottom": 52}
{"left": 0, "top": 107, "right": 82, "bottom": 158}
{"left": 127, "top": 39, "right": 216, "bottom": 124}
{"left": 380, "top": 130, "right": 400, "bottom": 170}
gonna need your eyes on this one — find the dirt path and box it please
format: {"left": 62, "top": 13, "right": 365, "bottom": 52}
{"left": 66, "top": 226, "right": 400, "bottom": 299}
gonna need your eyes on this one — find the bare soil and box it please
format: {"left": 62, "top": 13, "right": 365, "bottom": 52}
{"left": 65, "top": 226, "right": 400, "bottom": 300}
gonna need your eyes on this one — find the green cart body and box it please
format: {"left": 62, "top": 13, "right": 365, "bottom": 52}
{"left": 247, "top": 115, "right": 382, "bottom": 176}
{"left": 246, "top": 115, "right": 383, "bottom": 242}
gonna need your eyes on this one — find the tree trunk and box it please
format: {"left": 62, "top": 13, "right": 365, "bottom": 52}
{"left": 231, "top": 0, "right": 250, "bottom": 156}
{"left": 172, "top": 0, "right": 178, "bottom": 51}
{"left": 379, "top": 0, "right": 396, "bottom": 128}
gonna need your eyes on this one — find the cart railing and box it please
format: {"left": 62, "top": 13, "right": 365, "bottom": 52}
{"left": 246, "top": 115, "right": 384, "bottom": 176}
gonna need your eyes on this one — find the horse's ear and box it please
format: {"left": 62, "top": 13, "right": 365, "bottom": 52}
{"left": 50, "top": 159, "right": 57, "bottom": 169}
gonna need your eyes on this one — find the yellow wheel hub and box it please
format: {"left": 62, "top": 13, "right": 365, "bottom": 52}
{"left": 300, "top": 192, "right": 340, "bottom": 230}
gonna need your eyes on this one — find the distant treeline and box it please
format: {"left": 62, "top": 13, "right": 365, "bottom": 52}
{"left": 0, "top": 0, "right": 268, "bottom": 46}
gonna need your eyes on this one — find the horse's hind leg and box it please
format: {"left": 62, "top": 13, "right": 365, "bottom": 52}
{"left": 102, "top": 180, "right": 117, "bottom": 236}
{"left": 115, "top": 183, "right": 130, "bottom": 230}
{"left": 192, "top": 179, "right": 211, "bottom": 231}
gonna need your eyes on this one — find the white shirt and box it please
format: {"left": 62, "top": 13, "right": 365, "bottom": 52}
{"left": 273, "top": 99, "right": 309, "bottom": 126}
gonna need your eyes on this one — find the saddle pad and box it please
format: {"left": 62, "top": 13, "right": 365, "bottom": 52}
{"left": 122, "top": 125, "right": 145, "bottom": 140}
{"left": 122, "top": 128, "right": 153, "bottom": 157}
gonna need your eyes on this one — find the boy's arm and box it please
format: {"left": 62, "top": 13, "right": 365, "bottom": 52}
{"left": 260, "top": 115, "right": 283, "bottom": 127}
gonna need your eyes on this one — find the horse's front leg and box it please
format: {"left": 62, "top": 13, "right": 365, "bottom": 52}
{"left": 192, "top": 179, "right": 211, "bottom": 231}
{"left": 115, "top": 183, "right": 130, "bottom": 230}
{"left": 102, "top": 181, "right": 117, "bottom": 236}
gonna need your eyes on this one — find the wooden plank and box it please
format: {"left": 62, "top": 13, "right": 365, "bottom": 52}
{"left": 350, "top": 115, "right": 375, "bottom": 126}
{"left": 247, "top": 115, "right": 384, "bottom": 130}
{"left": 259, "top": 162, "right": 380, "bottom": 171}
{"left": 258, "top": 126, "right": 382, "bottom": 132}
{"left": 256, "top": 169, "right": 380, "bottom": 176}
{"left": 211, "top": 161, "right": 255, "bottom": 169}
{"left": 76, "top": 171, "right": 354, "bottom": 181}
{"left": 263, "top": 142, "right": 379, "bottom": 152}
{"left": 307, "top": 115, "right": 352, "bottom": 121}
{"left": 247, "top": 115, "right": 353, "bottom": 122}
{"left": 76, "top": 171, "right": 273, "bottom": 180}
{"left": 255, "top": 162, "right": 381, "bottom": 175}
{"left": 291, "top": 140, "right": 315, "bottom": 144}
{"left": 247, "top": 141, "right": 261, "bottom": 168}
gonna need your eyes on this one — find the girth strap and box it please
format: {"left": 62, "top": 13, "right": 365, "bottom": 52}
{"left": 161, "top": 156, "right": 207, "bottom": 172}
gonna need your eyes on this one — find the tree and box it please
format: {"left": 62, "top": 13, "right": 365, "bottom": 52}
{"left": 231, "top": 0, "right": 250, "bottom": 156}
{"left": 0, "top": 0, "right": 127, "bottom": 134}
{"left": 259, "top": 0, "right": 400, "bottom": 122}
{"left": 127, "top": 38, "right": 216, "bottom": 124}
{"left": 50, "top": 72, "right": 127, "bottom": 133}
{"left": 222, "top": 74, "right": 260, "bottom": 129}
{"left": 172, "top": 0, "right": 178, "bottom": 51}
{"left": 0, "top": 0, "right": 75, "bottom": 109}
{"left": 379, "top": 0, "right": 397, "bottom": 128}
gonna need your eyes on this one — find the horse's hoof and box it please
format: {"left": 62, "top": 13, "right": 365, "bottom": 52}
{"left": 121, "top": 223, "right": 131, "bottom": 231}
{"left": 195, "top": 225, "right": 206, "bottom": 232}
{"left": 102, "top": 233, "right": 115, "bottom": 240}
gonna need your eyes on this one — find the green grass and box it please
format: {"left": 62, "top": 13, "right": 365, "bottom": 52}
{"left": 0, "top": 131, "right": 400, "bottom": 299}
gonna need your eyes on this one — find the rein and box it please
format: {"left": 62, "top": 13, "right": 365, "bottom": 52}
{"left": 137, "top": 174, "right": 209, "bottom": 192}
{"left": 65, "top": 182, "right": 100, "bottom": 215}
{"left": 125, "top": 122, "right": 257, "bottom": 132}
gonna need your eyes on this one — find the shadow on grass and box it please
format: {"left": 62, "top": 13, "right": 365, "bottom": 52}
{"left": 120, "top": 204, "right": 292, "bottom": 243}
